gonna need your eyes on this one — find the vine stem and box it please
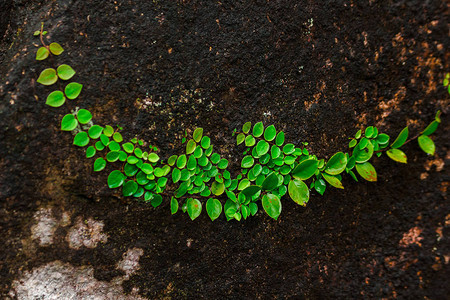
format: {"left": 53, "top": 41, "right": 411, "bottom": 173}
{"left": 374, "top": 132, "right": 421, "bottom": 154}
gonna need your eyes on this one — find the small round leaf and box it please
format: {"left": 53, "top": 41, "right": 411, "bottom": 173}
{"left": 107, "top": 170, "right": 125, "bottom": 188}
{"left": 37, "top": 68, "right": 57, "bottom": 85}
{"left": 77, "top": 109, "right": 92, "bottom": 124}
{"left": 49, "top": 42, "right": 64, "bottom": 55}
{"left": 45, "top": 90, "right": 65, "bottom": 107}
{"left": 206, "top": 198, "right": 222, "bottom": 221}
{"left": 64, "top": 82, "right": 83, "bottom": 99}
{"left": 36, "top": 47, "right": 49, "bottom": 60}
{"left": 61, "top": 114, "right": 78, "bottom": 131}
{"left": 57, "top": 64, "right": 76, "bottom": 80}
{"left": 73, "top": 131, "right": 90, "bottom": 147}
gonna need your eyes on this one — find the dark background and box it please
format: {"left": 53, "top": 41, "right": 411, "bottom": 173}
{"left": 1, "top": 0, "right": 449, "bottom": 298}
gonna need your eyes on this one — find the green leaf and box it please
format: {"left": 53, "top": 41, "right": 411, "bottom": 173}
{"left": 355, "top": 162, "right": 377, "bottom": 182}
{"left": 141, "top": 163, "right": 154, "bottom": 175}
{"left": 390, "top": 127, "right": 409, "bottom": 149}
{"left": 242, "top": 185, "right": 261, "bottom": 197}
{"left": 86, "top": 146, "right": 96, "bottom": 158}
{"left": 124, "top": 163, "right": 138, "bottom": 177}
{"left": 435, "top": 110, "right": 441, "bottom": 123}
{"left": 241, "top": 155, "right": 254, "bottom": 168}
{"left": 253, "top": 121, "right": 264, "bottom": 137}
{"left": 262, "top": 194, "right": 281, "bottom": 220}
{"left": 355, "top": 129, "right": 362, "bottom": 139}
{"left": 322, "top": 173, "right": 344, "bottom": 189}
{"left": 45, "top": 90, "right": 65, "bottom": 107}
{"left": 417, "top": 135, "right": 435, "bottom": 155}
{"left": 292, "top": 159, "right": 319, "bottom": 180}
{"left": 107, "top": 170, "right": 125, "bottom": 188}
{"left": 236, "top": 133, "right": 245, "bottom": 145}
{"left": 170, "top": 197, "right": 179, "bottom": 214}
{"left": 365, "top": 126, "right": 374, "bottom": 138}
{"left": 36, "top": 47, "right": 49, "bottom": 60}
{"left": 325, "top": 152, "right": 347, "bottom": 175}
{"left": 106, "top": 151, "right": 120, "bottom": 162}
{"left": 421, "top": 120, "right": 439, "bottom": 136}
{"left": 172, "top": 168, "right": 181, "bottom": 183}
{"left": 37, "top": 68, "right": 58, "bottom": 85}
{"left": 218, "top": 159, "right": 228, "bottom": 169}
{"left": 168, "top": 155, "right": 178, "bottom": 166}
{"left": 349, "top": 139, "right": 357, "bottom": 148}
{"left": 187, "top": 155, "right": 197, "bottom": 170}
{"left": 33, "top": 30, "right": 40, "bottom": 36}
{"left": 201, "top": 136, "right": 211, "bottom": 149}
{"left": 386, "top": 149, "right": 407, "bottom": 163}
{"left": 186, "top": 139, "right": 196, "bottom": 154}
{"left": 64, "top": 82, "right": 83, "bottom": 100}
{"left": 376, "top": 133, "right": 390, "bottom": 145}
{"left": 261, "top": 172, "right": 279, "bottom": 191}
{"left": 270, "top": 145, "right": 281, "bottom": 159}
{"left": 211, "top": 181, "right": 225, "bottom": 196}
{"left": 77, "top": 109, "right": 92, "bottom": 124}
{"left": 352, "top": 140, "right": 374, "bottom": 163}
{"left": 95, "top": 141, "right": 105, "bottom": 151}
{"left": 288, "top": 179, "right": 309, "bottom": 205}
{"left": 275, "top": 131, "right": 285, "bottom": 146}
{"left": 109, "top": 141, "right": 121, "bottom": 152}
{"left": 282, "top": 144, "right": 295, "bottom": 155}
{"left": 210, "top": 153, "right": 220, "bottom": 164}
{"left": 93, "top": 157, "right": 106, "bottom": 172}
{"left": 264, "top": 125, "right": 276, "bottom": 141}
{"left": 314, "top": 179, "right": 326, "bottom": 195}
{"left": 122, "top": 142, "right": 134, "bottom": 153}
{"left": 88, "top": 125, "right": 103, "bottom": 139}
{"left": 123, "top": 181, "right": 138, "bottom": 197}
{"left": 151, "top": 194, "right": 163, "bottom": 208}
{"left": 57, "top": 64, "right": 76, "bottom": 80}
{"left": 103, "top": 125, "right": 114, "bottom": 137}
{"left": 187, "top": 198, "right": 202, "bottom": 220}
{"left": 206, "top": 198, "right": 222, "bottom": 221}
{"left": 49, "top": 42, "right": 64, "bottom": 55}
{"left": 256, "top": 140, "right": 270, "bottom": 156}
{"left": 112, "top": 132, "right": 123, "bottom": 143}
{"left": 148, "top": 153, "right": 160, "bottom": 163}
{"left": 249, "top": 203, "right": 258, "bottom": 216}
{"left": 242, "top": 122, "right": 251, "bottom": 134}
{"left": 245, "top": 135, "right": 256, "bottom": 147}
{"left": 73, "top": 131, "right": 90, "bottom": 147}
{"left": 177, "top": 154, "right": 187, "bottom": 169}
{"left": 61, "top": 114, "right": 78, "bottom": 131}
{"left": 193, "top": 128, "right": 203, "bottom": 143}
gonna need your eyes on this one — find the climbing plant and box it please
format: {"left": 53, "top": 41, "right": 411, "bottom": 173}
{"left": 33, "top": 24, "right": 443, "bottom": 221}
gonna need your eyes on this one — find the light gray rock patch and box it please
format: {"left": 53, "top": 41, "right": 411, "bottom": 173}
{"left": 117, "top": 248, "right": 144, "bottom": 279}
{"left": 10, "top": 261, "right": 145, "bottom": 299}
{"left": 66, "top": 216, "right": 108, "bottom": 249}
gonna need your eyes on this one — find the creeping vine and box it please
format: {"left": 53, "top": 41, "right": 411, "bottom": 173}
{"left": 33, "top": 25, "right": 443, "bottom": 221}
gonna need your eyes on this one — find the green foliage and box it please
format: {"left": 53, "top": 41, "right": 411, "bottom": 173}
{"left": 37, "top": 68, "right": 58, "bottom": 85}
{"left": 65, "top": 82, "right": 83, "bottom": 99}
{"left": 33, "top": 28, "right": 444, "bottom": 222}
{"left": 57, "top": 64, "right": 76, "bottom": 80}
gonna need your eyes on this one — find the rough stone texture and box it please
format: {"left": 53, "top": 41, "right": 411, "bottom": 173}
{"left": 117, "top": 248, "right": 144, "bottom": 280}
{"left": 0, "top": 0, "right": 449, "bottom": 299}
{"left": 10, "top": 260, "right": 144, "bottom": 300}
{"left": 66, "top": 217, "right": 108, "bottom": 250}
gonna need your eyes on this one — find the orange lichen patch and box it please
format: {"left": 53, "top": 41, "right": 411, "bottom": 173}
{"left": 413, "top": 53, "right": 442, "bottom": 95}
{"left": 377, "top": 86, "right": 406, "bottom": 119}
{"left": 439, "top": 182, "right": 449, "bottom": 197}
{"left": 435, "top": 227, "right": 443, "bottom": 241}
{"left": 445, "top": 214, "right": 450, "bottom": 226}
{"left": 423, "top": 157, "right": 445, "bottom": 172}
{"left": 399, "top": 227, "right": 423, "bottom": 247}
{"left": 384, "top": 256, "right": 397, "bottom": 268}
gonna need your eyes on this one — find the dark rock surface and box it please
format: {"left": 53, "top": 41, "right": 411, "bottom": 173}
{"left": 0, "top": 0, "right": 449, "bottom": 298}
